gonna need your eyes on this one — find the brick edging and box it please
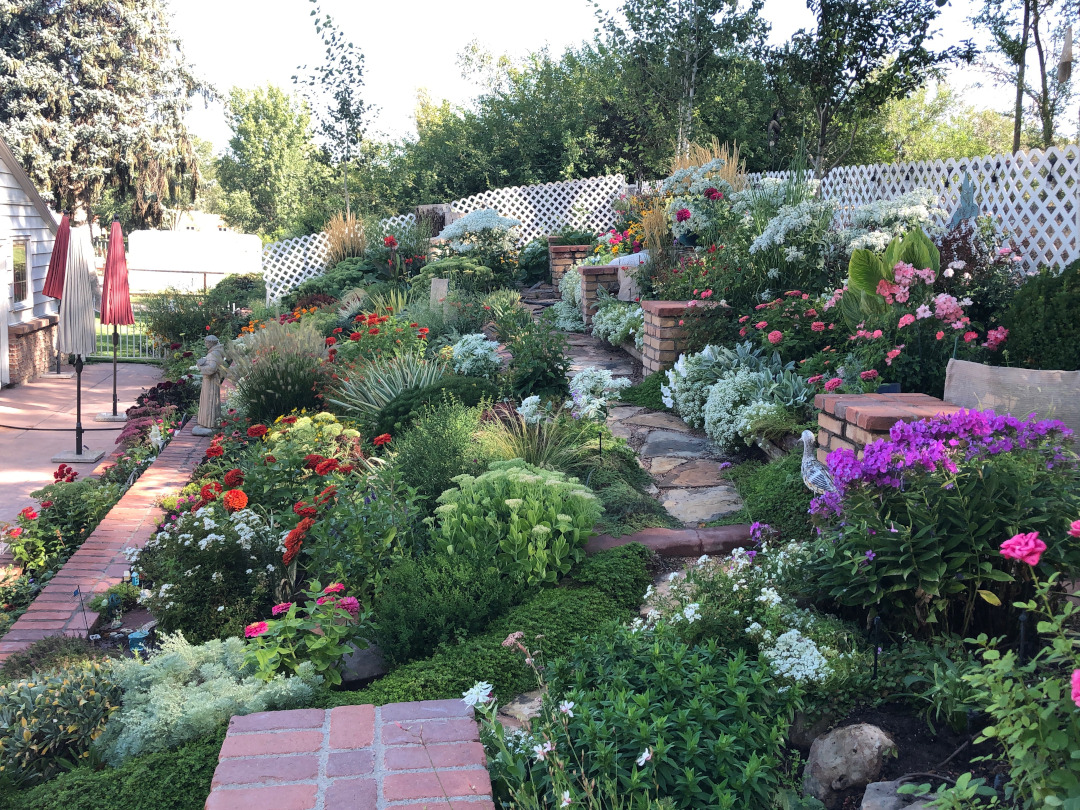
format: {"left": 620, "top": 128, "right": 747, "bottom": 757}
{"left": 0, "top": 424, "right": 210, "bottom": 663}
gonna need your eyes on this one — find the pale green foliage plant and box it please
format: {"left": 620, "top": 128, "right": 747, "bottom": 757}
{"left": 431, "top": 460, "right": 601, "bottom": 585}
{"left": 327, "top": 352, "right": 448, "bottom": 422}
{"left": 96, "top": 633, "right": 320, "bottom": 766}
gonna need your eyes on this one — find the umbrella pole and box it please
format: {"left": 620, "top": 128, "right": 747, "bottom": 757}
{"left": 74, "top": 354, "right": 84, "bottom": 457}
{"left": 112, "top": 325, "right": 119, "bottom": 416}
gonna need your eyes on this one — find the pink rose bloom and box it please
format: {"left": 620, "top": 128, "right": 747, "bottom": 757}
{"left": 245, "top": 621, "right": 269, "bottom": 638}
{"left": 1068, "top": 519, "right": 1080, "bottom": 538}
{"left": 675, "top": 208, "right": 691, "bottom": 223}
{"left": 767, "top": 330, "right": 783, "bottom": 344}
{"left": 339, "top": 596, "right": 360, "bottom": 618}
{"left": 271, "top": 602, "right": 293, "bottom": 617}
{"left": 1072, "top": 669, "right": 1080, "bottom": 708}
{"left": 963, "top": 331, "right": 979, "bottom": 343}
{"left": 1000, "top": 531, "right": 1046, "bottom": 566}
{"left": 811, "top": 321, "right": 825, "bottom": 332}
{"left": 824, "top": 378, "right": 843, "bottom": 392}
{"left": 754, "top": 321, "right": 768, "bottom": 329}
{"left": 324, "top": 583, "right": 346, "bottom": 594}
{"left": 898, "top": 314, "right": 916, "bottom": 329}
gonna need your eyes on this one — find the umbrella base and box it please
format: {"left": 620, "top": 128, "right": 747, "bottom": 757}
{"left": 40, "top": 371, "right": 76, "bottom": 379}
{"left": 51, "top": 449, "right": 107, "bottom": 465}
{"left": 94, "top": 413, "right": 128, "bottom": 423}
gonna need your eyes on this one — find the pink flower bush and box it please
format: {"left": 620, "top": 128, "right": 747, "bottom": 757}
{"left": 767, "top": 330, "right": 783, "bottom": 344}
{"left": 1000, "top": 531, "right": 1046, "bottom": 566}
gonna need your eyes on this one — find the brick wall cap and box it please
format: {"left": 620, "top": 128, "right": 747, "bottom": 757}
{"left": 578, "top": 264, "right": 620, "bottom": 275}
{"left": 9, "top": 315, "right": 58, "bottom": 336}
{"left": 548, "top": 242, "right": 592, "bottom": 251}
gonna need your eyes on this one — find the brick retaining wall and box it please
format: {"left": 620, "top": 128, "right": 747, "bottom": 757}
{"left": 640, "top": 301, "right": 693, "bottom": 374}
{"left": 6, "top": 316, "right": 57, "bottom": 386}
{"left": 813, "top": 392, "right": 962, "bottom": 464}
{"left": 579, "top": 264, "right": 619, "bottom": 325}
{"left": 547, "top": 241, "right": 591, "bottom": 286}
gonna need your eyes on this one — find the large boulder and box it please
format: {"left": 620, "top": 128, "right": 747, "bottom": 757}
{"left": 803, "top": 723, "right": 897, "bottom": 809}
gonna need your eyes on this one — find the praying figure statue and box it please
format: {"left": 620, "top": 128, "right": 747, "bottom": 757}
{"left": 192, "top": 335, "right": 226, "bottom": 436}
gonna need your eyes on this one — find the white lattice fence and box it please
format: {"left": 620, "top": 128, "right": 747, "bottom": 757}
{"left": 263, "top": 175, "right": 629, "bottom": 302}
{"left": 263, "top": 232, "right": 331, "bottom": 303}
{"left": 746, "top": 146, "right": 1080, "bottom": 273}
{"left": 447, "top": 174, "right": 627, "bottom": 242}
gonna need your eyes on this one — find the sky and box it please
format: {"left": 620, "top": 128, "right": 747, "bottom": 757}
{"left": 169, "top": 0, "right": 1004, "bottom": 154}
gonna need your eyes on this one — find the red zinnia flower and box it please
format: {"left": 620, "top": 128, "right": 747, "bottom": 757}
{"left": 373, "top": 433, "right": 392, "bottom": 446}
{"left": 281, "top": 416, "right": 297, "bottom": 425}
{"left": 224, "top": 469, "right": 244, "bottom": 487}
{"left": 315, "top": 458, "right": 340, "bottom": 475}
{"left": 349, "top": 332, "right": 361, "bottom": 341}
{"left": 19, "top": 507, "right": 37, "bottom": 521}
{"left": 325, "top": 336, "right": 336, "bottom": 346}
{"left": 265, "top": 454, "right": 277, "bottom": 464}
{"left": 40, "top": 500, "right": 53, "bottom": 509}
{"left": 205, "top": 444, "right": 224, "bottom": 458}
{"left": 247, "top": 424, "right": 269, "bottom": 439}
{"left": 293, "top": 501, "right": 318, "bottom": 518}
{"left": 332, "top": 327, "right": 343, "bottom": 334}
{"left": 315, "top": 485, "right": 337, "bottom": 505}
{"left": 201, "top": 482, "right": 223, "bottom": 501}
{"left": 304, "top": 454, "right": 326, "bottom": 470}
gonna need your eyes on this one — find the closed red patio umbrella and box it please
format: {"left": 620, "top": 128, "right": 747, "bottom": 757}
{"left": 98, "top": 218, "right": 135, "bottom": 420}
{"left": 42, "top": 213, "right": 71, "bottom": 374}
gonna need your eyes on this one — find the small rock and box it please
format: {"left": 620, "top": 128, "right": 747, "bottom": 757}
{"left": 609, "top": 422, "right": 635, "bottom": 440}
{"left": 499, "top": 689, "right": 544, "bottom": 727}
{"left": 859, "top": 781, "right": 934, "bottom": 810}
{"left": 606, "top": 406, "right": 645, "bottom": 423}
{"left": 803, "top": 723, "right": 897, "bottom": 809}
{"left": 640, "top": 430, "right": 713, "bottom": 459}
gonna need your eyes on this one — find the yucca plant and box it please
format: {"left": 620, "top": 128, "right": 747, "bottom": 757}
{"left": 327, "top": 352, "right": 448, "bottom": 423}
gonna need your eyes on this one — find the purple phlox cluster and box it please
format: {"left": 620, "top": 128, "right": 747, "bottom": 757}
{"left": 749, "top": 521, "right": 772, "bottom": 544}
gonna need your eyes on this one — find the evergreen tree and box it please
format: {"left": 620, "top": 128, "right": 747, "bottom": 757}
{"left": 0, "top": 0, "right": 204, "bottom": 226}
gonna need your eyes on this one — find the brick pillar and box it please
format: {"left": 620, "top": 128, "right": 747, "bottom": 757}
{"left": 813, "top": 392, "right": 963, "bottom": 464}
{"left": 547, "top": 240, "right": 592, "bottom": 286}
{"left": 640, "top": 301, "right": 692, "bottom": 375}
{"left": 6, "top": 316, "right": 58, "bottom": 386}
{"left": 579, "top": 265, "right": 619, "bottom": 326}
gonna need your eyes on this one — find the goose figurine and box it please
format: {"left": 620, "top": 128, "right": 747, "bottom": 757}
{"left": 800, "top": 429, "right": 836, "bottom": 495}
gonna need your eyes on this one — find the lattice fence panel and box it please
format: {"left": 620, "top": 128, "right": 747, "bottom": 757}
{"left": 745, "top": 146, "right": 1080, "bottom": 273}
{"left": 448, "top": 174, "right": 627, "bottom": 242}
{"left": 263, "top": 231, "right": 331, "bottom": 303}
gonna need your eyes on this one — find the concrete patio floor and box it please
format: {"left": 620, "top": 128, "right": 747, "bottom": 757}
{"left": 0, "top": 361, "right": 162, "bottom": 527}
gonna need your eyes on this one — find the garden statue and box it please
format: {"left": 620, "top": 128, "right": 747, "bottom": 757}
{"left": 192, "top": 335, "right": 226, "bottom": 436}
{"left": 800, "top": 430, "right": 837, "bottom": 496}
{"left": 946, "top": 171, "right": 979, "bottom": 229}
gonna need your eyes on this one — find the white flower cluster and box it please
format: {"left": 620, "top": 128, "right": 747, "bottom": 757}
{"left": 659, "top": 159, "right": 728, "bottom": 196}
{"left": 550, "top": 266, "right": 586, "bottom": 331}
{"left": 566, "top": 366, "right": 631, "bottom": 421}
{"left": 749, "top": 198, "right": 836, "bottom": 255}
{"left": 450, "top": 333, "right": 502, "bottom": 379}
{"left": 702, "top": 367, "right": 761, "bottom": 452}
{"left": 591, "top": 299, "right": 644, "bottom": 350}
{"left": 516, "top": 395, "right": 545, "bottom": 425}
{"left": 661, "top": 346, "right": 726, "bottom": 428}
{"left": 842, "top": 188, "right": 947, "bottom": 252}
{"left": 437, "top": 208, "right": 521, "bottom": 241}
{"left": 760, "top": 629, "right": 829, "bottom": 684}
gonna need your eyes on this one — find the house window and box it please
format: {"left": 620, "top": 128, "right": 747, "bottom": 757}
{"left": 12, "top": 238, "right": 28, "bottom": 304}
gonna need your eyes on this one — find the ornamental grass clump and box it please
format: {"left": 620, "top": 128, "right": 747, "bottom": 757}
{"left": 431, "top": 460, "right": 601, "bottom": 586}
{"left": 227, "top": 319, "right": 330, "bottom": 423}
{"left": 808, "top": 409, "right": 1080, "bottom": 637}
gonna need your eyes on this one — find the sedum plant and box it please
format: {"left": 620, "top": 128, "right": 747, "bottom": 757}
{"left": 431, "top": 460, "right": 601, "bottom": 586}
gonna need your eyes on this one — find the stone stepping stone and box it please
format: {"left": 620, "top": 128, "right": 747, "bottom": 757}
{"left": 606, "top": 405, "right": 645, "bottom": 423}
{"left": 622, "top": 411, "right": 692, "bottom": 432}
{"left": 655, "top": 459, "right": 730, "bottom": 488}
{"left": 662, "top": 485, "right": 742, "bottom": 525}
{"left": 647, "top": 456, "right": 689, "bottom": 475}
{"left": 639, "top": 430, "right": 715, "bottom": 459}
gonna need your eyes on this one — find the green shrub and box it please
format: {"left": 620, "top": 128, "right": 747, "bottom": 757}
{"left": 96, "top": 633, "right": 320, "bottom": 766}
{"left": 392, "top": 400, "right": 486, "bottom": 507}
{"left": 578, "top": 440, "right": 680, "bottom": 536}
{"left": 206, "top": 273, "right": 266, "bottom": 309}
{"left": 507, "top": 312, "right": 571, "bottom": 399}
{"left": 515, "top": 237, "right": 549, "bottom": 284}
{"left": 414, "top": 256, "right": 501, "bottom": 293}
{"left": 0, "top": 636, "right": 117, "bottom": 681}
{"left": 568, "top": 543, "right": 654, "bottom": 611}
{"left": 87, "top": 582, "right": 141, "bottom": 615}
{"left": 725, "top": 452, "right": 812, "bottom": 542}
{"left": 433, "top": 459, "right": 602, "bottom": 586}
{"left": 227, "top": 320, "right": 331, "bottom": 423}
{"left": 141, "top": 289, "right": 243, "bottom": 344}
{"left": 320, "top": 585, "right": 631, "bottom": 708}
{"left": 0, "top": 724, "right": 225, "bottom": 810}
{"left": 526, "top": 624, "right": 790, "bottom": 810}
{"left": 0, "top": 662, "right": 121, "bottom": 784}
{"left": 9, "top": 478, "right": 122, "bottom": 570}
{"left": 374, "top": 553, "right": 528, "bottom": 666}
{"left": 374, "top": 376, "right": 499, "bottom": 439}
{"left": 280, "top": 257, "right": 377, "bottom": 310}
{"left": 999, "top": 262, "right": 1080, "bottom": 370}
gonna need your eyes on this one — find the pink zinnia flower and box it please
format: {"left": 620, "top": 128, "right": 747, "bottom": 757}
{"left": 324, "top": 583, "right": 346, "bottom": 594}
{"left": 1072, "top": 670, "right": 1080, "bottom": 708}
{"left": 754, "top": 321, "right": 768, "bottom": 329}
{"left": 807, "top": 375, "right": 824, "bottom": 384}
{"left": 860, "top": 370, "right": 879, "bottom": 380}
{"left": 738, "top": 315, "right": 749, "bottom": 323}
{"left": 339, "top": 596, "right": 360, "bottom": 618}
{"left": 811, "top": 321, "right": 825, "bottom": 332}
{"left": 1068, "top": 520, "right": 1080, "bottom": 538}
{"left": 271, "top": 602, "right": 293, "bottom": 617}
{"left": 245, "top": 621, "right": 269, "bottom": 638}
{"left": 824, "top": 378, "right": 843, "bottom": 392}
{"left": 1000, "top": 532, "right": 1046, "bottom": 566}
{"left": 675, "top": 208, "right": 691, "bottom": 223}
{"left": 767, "top": 330, "right": 783, "bottom": 345}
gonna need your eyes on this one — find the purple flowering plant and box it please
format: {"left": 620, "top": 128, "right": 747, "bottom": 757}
{"left": 807, "top": 409, "right": 1080, "bottom": 636}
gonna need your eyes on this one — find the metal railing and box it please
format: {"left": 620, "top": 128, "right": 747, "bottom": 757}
{"left": 91, "top": 317, "right": 165, "bottom": 360}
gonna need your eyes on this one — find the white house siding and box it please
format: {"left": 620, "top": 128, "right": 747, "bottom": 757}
{"left": 0, "top": 161, "right": 57, "bottom": 324}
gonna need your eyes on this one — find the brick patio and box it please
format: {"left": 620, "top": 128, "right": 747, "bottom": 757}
{"left": 0, "top": 422, "right": 210, "bottom": 664}
{"left": 205, "top": 699, "right": 494, "bottom": 810}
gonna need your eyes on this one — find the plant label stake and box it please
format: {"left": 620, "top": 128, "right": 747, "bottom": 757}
{"left": 871, "top": 615, "right": 882, "bottom": 681}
